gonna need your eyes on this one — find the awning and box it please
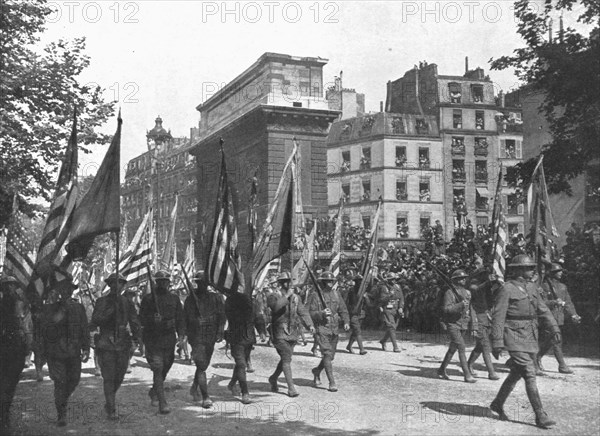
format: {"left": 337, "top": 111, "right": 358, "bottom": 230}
{"left": 476, "top": 187, "right": 490, "bottom": 197}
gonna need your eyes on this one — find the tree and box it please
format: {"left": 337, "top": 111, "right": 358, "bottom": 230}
{"left": 491, "top": 0, "right": 600, "bottom": 194}
{"left": 0, "top": 0, "right": 115, "bottom": 224}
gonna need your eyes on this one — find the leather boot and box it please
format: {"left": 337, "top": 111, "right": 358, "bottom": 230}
{"left": 554, "top": 343, "right": 573, "bottom": 374}
{"left": 437, "top": 347, "right": 454, "bottom": 380}
{"left": 490, "top": 369, "right": 520, "bottom": 421}
{"left": 458, "top": 349, "right": 476, "bottom": 383}
{"left": 346, "top": 337, "right": 355, "bottom": 353}
{"left": 323, "top": 360, "right": 337, "bottom": 392}
{"left": 482, "top": 350, "right": 499, "bottom": 380}
{"left": 105, "top": 392, "right": 119, "bottom": 421}
{"left": 157, "top": 387, "right": 171, "bottom": 415}
{"left": 148, "top": 387, "right": 159, "bottom": 407}
{"left": 525, "top": 375, "right": 556, "bottom": 428}
{"left": 269, "top": 361, "right": 282, "bottom": 392}
{"left": 467, "top": 349, "right": 481, "bottom": 377}
{"left": 282, "top": 362, "right": 298, "bottom": 397}
{"left": 189, "top": 381, "right": 201, "bottom": 403}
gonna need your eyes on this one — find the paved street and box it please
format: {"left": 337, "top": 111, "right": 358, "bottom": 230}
{"left": 10, "top": 330, "right": 600, "bottom": 435}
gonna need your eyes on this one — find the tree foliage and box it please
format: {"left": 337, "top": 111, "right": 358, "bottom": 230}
{"left": 491, "top": 0, "right": 600, "bottom": 194}
{"left": 0, "top": 0, "right": 115, "bottom": 224}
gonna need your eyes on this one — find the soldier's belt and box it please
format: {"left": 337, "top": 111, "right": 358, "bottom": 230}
{"left": 506, "top": 315, "right": 535, "bottom": 320}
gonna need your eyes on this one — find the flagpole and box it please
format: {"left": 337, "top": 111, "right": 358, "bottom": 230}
{"left": 115, "top": 230, "right": 120, "bottom": 341}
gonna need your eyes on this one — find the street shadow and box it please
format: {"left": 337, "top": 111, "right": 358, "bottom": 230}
{"left": 421, "top": 401, "right": 539, "bottom": 429}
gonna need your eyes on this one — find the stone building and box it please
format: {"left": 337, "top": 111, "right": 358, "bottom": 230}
{"left": 326, "top": 76, "right": 365, "bottom": 120}
{"left": 327, "top": 112, "right": 444, "bottom": 243}
{"left": 121, "top": 116, "right": 199, "bottom": 262}
{"left": 190, "top": 52, "right": 340, "bottom": 268}
{"left": 385, "top": 59, "right": 522, "bottom": 237}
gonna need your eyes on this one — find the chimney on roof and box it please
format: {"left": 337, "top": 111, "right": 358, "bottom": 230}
{"left": 380, "top": 101, "right": 383, "bottom": 112}
{"left": 465, "top": 56, "right": 469, "bottom": 74}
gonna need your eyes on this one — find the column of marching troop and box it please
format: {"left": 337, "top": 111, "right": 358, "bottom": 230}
{"left": 0, "top": 253, "right": 581, "bottom": 431}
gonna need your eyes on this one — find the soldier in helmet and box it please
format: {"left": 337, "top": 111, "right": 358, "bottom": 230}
{"left": 489, "top": 255, "right": 560, "bottom": 429}
{"left": 377, "top": 272, "right": 404, "bottom": 352}
{"left": 437, "top": 269, "right": 477, "bottom": 383}
{"left": 140, "top": 270, "right": 185, "bottom": 414}
{"left": 0, "top": 274, "right": 33, "bottom": 433}
{"left": 39, "top": 269, "right": 89, "bottom": 427}
{"left": 345, "top": 273, "right": 368, "bottom": 355}
{"left": 538, "top": 263, "right": 580, "bottom": 374}
{"left": 267, "top": 272, "right": 315, "bottom": 397}
{"left": 308, "top": 271, "right": 350, "bottom": 392}
{"left": 92, "top": 273, "right": 140, "bottom": 420}
{"left": 184, "top": 271, "right": 225, "bottom": 408}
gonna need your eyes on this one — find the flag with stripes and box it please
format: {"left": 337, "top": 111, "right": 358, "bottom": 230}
{"left": 353, "top": 199, "right": 382, "bottom": 314}
{"left": 291, "top": 226, "right": 315, "bottom": 286}
{"left": 161, "top": 194, "right": 178, "bottom": 271}
{"left": 248, "top": 169, "right": 258, "bottom": 251}
{"left": 206, "top": 148, "right": 245, "bottom": 295}
{"left": 491, "top": 165, "right": 506, "bottom": 282}
{"left": 329, "top": 198, "right": 345, "bottom": 290}
{"left": 183, "top": 232, "right": 195, "bottom": 278}
{"left": 251, "top": 142, "right": 297, "bottom": 289}
{"left": 4, "top": 198, "right": 35, "bottom": 289}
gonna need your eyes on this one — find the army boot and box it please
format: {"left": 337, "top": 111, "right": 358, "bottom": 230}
{"left": 525, "top": 376, "right": 556, "bottom": 428}
{"left": 490, "top": 369, "right": 520, "bottom": 421}
{"left": 458, "top": 349, "right": 476, "bottom": 383}
{"left": 148, "top": 387, "right": 159, "bottom": 407}
{"left": 269, "top": 361, "right": 282, "bottom": 392}
{"left": 189, "top": 381, "right": 201, "bottom": 403}
{"left": 437, "top": 348, "right": 454, "bottom": 380}
{"left": 157, "top": 387, "right": 171, "bottom": 415}
{"left": 282, "top": 362, "right": 299, "bottom": 397}
{"left": 467, "top": 349, "right": 480, "bottom": 377}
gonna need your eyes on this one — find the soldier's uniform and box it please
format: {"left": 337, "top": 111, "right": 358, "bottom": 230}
{"left": 184, "top": 272, "right": 225, "bottom": 407}
{"left": 538, "top": 263, "right": 579, "bottom": 373}
{"left": 140, "top": 271, "right": 185, "bottom": 414}
{"left": 92, "top": 273, "right": 141, "bottom": 420}
{"left": 437, "top": 270, "right": 478, "bottom": 383}
{"left": 0, "top": 275, "right": 33, "bottom": 433}
{"left": 267, "top": 272, "right": 314, "bottom": 397}
{"left": 490, "top": 255, "right": 560, "bottom": 429}
{"left": 345, "top": 275, "right": 368, "bottom": 355}
{"left": 308, "top": 272, "right": 350, "bottom": 392}
{"left": 377, "top": 274, "right": 404, "bottom": 352}
{"left": 467, "top": 269, "right": 500, "bottom": 380}
{"left": 224, "top": 292, "right": 255, "bottom": 404}
{"left": 40, "top": 275, "right": 89, "bottom": 426}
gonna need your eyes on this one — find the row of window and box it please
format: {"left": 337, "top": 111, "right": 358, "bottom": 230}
{"left": 340, "top": 178, "right": 433, "bottom": 203}
{"left": 340, "top": 146, "right": 431, "bottom": 172}
{"left": 452, "top": 160, "right": 489, "bottom": 183}
{"left": 452, "top": 188, "right": 524, "bottom": 215}
{"left": 452, "top": 109, "right": 486, "bottom": 130}
{"left": 448, "top": 83, "right": 484, "bottom": 104}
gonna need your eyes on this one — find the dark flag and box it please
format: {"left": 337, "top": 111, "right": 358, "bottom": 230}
{"left": 206, "top": 143, "right": 245, "bottom": 295}
{"left": 66, "top": 112, "right": 122, "bottom": 260}
{"left": 251, "top": 142, "right": 297, "bottom": 289}
{"left": 353, "top": 199, "right": 382, "bottom": 314}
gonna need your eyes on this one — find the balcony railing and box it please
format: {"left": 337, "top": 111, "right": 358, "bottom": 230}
{"left": 452, "top": 171, "right": 466, "bottom": 183}
{"left": 475, "top": 172, "right": 488, "bottom": 183}
{"left": 451, "top": 145, "right": 465, "bottom": 156}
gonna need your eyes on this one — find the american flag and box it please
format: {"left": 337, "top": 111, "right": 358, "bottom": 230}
{"left": 182, "top": 232, "right": 195, "bottom": 279}
{"left": 161, "top": 194, "right": 178, "bottom": 271}
{"left": 329, "top": 198, "right": 345, "bottom": 290}
{"left": 4, "top": 198, "right": 35, "bottom": 288}
{"left": 354, "top": 199, "right": 382, "bottom": 314}
{"left": 247, "top": 169, "right": 258, "bottom": 251}
{"left": 491, "top": 165, "right": 506, "bottom": 282}
{"left": 206, "top": 145, "right": 245, "bottom": 294}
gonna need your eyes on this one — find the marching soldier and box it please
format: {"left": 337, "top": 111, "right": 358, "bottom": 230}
{"left": 308, "top": 272, "right": 350, "bottom": 392}
{"left": 467, "top": 268, "right": 500, "bottom": 380}
{"left": 184, "top": 271, "right": 225, "bottom": 408}
{"left": 437, "top": 269, "right": 477, "bottom": 383}
{"left": 140, "top": 270, "right": 185, "bottom": 414}
{"left": 39, "top": 271, "right": 89, "bottom": 427}
{"left": 0, "top": 275, "right": 33, "bottom": 434}
{"left": 489, "top": 255, "right": 560, "bottom": 429}
{"left": 224, "top": 291, "right": 255, "bottom": 405}
{"left": 345, "top": 274, "right": 368, "bottom": 355}
{"left": 538, "top": 263, "right": 581, "bottom": 374}
{"left": 267, "top": 272, "right": 315, "bottom": 397}
{"left": 92, "top": 273, "right": 140, "bottom": 420}
{"left": 378, "top": 273, "right": 404, "bottom": 352}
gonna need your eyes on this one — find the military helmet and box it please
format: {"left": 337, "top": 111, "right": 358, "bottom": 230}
{"left": 451, "top": 269, "right": 469, "bottom": 280}
{"left": 0, "top": 274, "right": 19, "bottom": 286}
{"left": 353, "top": 273, "right": 364, "bottom": 282}
{"left": 193, "top": 271, "right": 206, "bottom": 282}
{"left": 154, "top": 270, "right": 171, "bottom": 281}
{"left": 104, "top": 272, "right": 127, "bottom": 284}
{"left": 318, "top": 271, "right": 336, "bottom": 282}
{"left": 549, "top": 263, "right": 563, "bottom": 273}
{"left": 277, "top": 272, "right": 292, "bottom": 282}
{"left": 508, "top": 254, "right": 536, "bottom": 267}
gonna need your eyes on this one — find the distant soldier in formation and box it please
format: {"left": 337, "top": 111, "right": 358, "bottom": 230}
{"left": 378, "top": 273, "right": 404, "bottom": 353}
{"left": 92, "top": 273, "right": 141, "bottom": 420}
{"left": 39, "top": 271, "right": 89, "bottom": 427}
{"left": 224, "top": 292, "right": 255, "bottom": 404}
{"left": 140, "top": 270, "right": 185, "bottom": 414}
{"left": 0, "top": 275, "right": 33, "bottom": 434}
{"left": 308, "top": 272, "right": 350, "bottom": 392}
{"left": 467, "top": 268, "right": 500, "bottom": 380}
{"left": 267, "top": 272, "right": 315, "bottom": 397}
{"left": 345, "top": 274, "right": 368, "bottom": 355}
{"left": 123, "top": 287, "right": 141, "bottom": 373}
{"left": 184, "top": 271, "right": 225, "bottom": 408}
{"left": 437, "top": 269, "right": 477, "bottom": 383}
{"left": 490, "top": 255, "right": 560, "bottom": 429}
{"left": 538, "top": 263, "right": 581, "bottom": 374}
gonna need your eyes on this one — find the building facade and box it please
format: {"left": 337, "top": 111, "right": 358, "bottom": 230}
{"left": 190, "top": 52, "right": 340, "bottom": 268}
{"left": 385, "top": 60, "right": 524, "bottom": 238}
{"left": 327, "top": 112, "right": 444, "bottom": 243}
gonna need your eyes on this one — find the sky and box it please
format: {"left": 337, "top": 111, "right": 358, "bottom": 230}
{"left": 37, "top": 0, "right": 585, "bottom": 180}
